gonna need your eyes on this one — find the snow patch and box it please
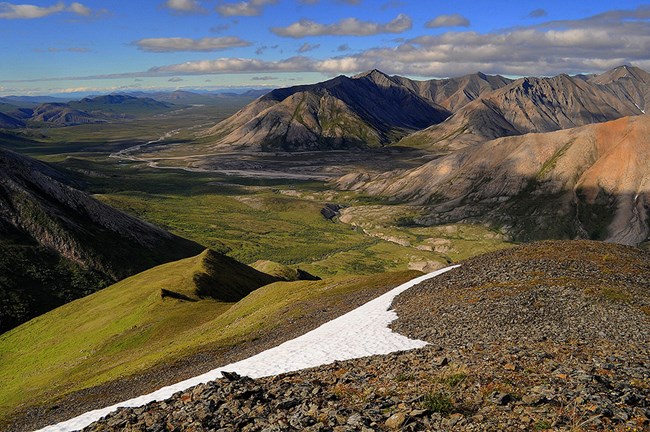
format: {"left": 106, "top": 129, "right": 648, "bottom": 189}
{"left": 36, "top": 265, "right": 459, "bottom": 432}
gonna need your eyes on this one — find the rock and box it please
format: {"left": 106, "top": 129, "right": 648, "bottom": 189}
{"left": 221, "top": 371, "right": 242, "bottom": 382}
{"left": 431, "top": 356, "right": 449, "bottom": 367}
{"left": 385, "top": 412, "right": 407, "bottom": 429}
{"left": 489, "top": 391, "right": 513, "bottom": 406}
{"left": 321, "top": 204, "right": 342, "bottom": 220}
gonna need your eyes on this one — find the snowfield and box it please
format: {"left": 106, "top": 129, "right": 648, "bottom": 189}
{"left": 37, "top": 265, "right": 459, "bottom": 432}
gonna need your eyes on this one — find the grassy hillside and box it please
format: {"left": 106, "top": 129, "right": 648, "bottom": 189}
{"left": 0, "top": 249, "right": 418, "bottom": 427}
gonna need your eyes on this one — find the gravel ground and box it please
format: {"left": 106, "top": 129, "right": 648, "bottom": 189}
{"left": 30, "top": 241, "right": 650, "bottom": 431}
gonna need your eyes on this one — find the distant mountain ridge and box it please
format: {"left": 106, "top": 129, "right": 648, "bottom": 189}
{"left": 0, "top": 95, "right": 174, "bottom": 127}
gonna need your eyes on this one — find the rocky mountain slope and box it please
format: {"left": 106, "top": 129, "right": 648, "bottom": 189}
{"left": 203, "top": 70, "right": 451, "bottom": 151}
{"left": 201, "top": 66, "right": 647, "bottom": 153}
{"left": 394, "top": 71, "right": 512, "bottom": 111}
{"left": 79, "top": 240, "right": 650, "bottom": 431}
{"left": 402, "top": 66, "right": 649, "bottom": 150}
{"left": 339, "top": 114, "right": 650, "bottom": 246}
{"left": 0, "top": 147, "right": 203, "bottom": 332}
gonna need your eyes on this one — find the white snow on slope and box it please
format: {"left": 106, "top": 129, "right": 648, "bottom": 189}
{"left": 36, "top": 265, "right": 459, "bottom": 432}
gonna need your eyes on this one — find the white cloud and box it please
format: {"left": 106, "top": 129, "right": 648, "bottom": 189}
{"left": 272, "top": 13, "right": 412, "bottom": 38}
{"left": 134, "top": 36, "right": 251, "bottom": 52}
{"left": 5, "top": 5, "right": 650, "bottom": 84}
{"left": 0, "top": 2, "right": 101, "bottom": 19}
{"left": 67, "top": 2, "right": 90, "bottom": 16}
{"left": 140, "top": 6, "right": 650, "bottom": 78}
{"left": 425, "top": 14, "right": 470, "bottom": 28}
{"left": 216, "top": 0, "right": 277, "bottom": 17}
{"left": 162, "top": 0, "right": 205, "bottom": 14}
{"left": 149, "top": 56, "right": 316, "bottom": 74}
{"left": 0, "top": 2, "right": 65, "bottom": 19}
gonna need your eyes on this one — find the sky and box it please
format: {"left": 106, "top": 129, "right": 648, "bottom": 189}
{"left": 0, "top": 0, "right": 649, "bottom": 96}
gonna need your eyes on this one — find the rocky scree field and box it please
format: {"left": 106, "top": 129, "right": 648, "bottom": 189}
{"left": 80, "top": 240, "right": 649, "bottom": 431}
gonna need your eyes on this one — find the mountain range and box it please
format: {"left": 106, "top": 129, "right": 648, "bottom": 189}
{"left": 0, "top": 95, "right": 174, "bottom": 127}
{"left": 201, "top": 65, "right": 649, "bottom": 153}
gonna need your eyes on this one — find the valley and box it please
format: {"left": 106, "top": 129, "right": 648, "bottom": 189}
{"left": 1, "top": 64, "right": 649, "bottom": 432}
{"left": 0, "top": 90, "right": 509, "bottom": 430}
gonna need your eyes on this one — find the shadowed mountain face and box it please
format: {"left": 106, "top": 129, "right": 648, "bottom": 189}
{"left": 203, "top": 70, "right": 452, "bottom": 151}
{"left": 338, "top": 115, "right": 650, "bottom": 246}
{"left": 394, "top": 71, "right": 513, "bottom": 111}
{"left": 0, "top": 112, "right": 24, "bottom": 129}
{"left": 0, "top": 148, "right": 204, "bottom": 332}
{"left": 28, "top": 103, "right": 102, "bottom": 125}
{"left": 403, "top": 66, "right": 649, "bottom": 150}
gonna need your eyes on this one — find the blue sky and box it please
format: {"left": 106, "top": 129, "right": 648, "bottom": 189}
{"left": 1, "top": 0, "right": 649, "bottom": 95}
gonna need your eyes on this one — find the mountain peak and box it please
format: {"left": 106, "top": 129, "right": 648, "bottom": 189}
{"left": 352, "top": 69, "right": 391, "bottom": 80}
{"left": 591, "top": 64, "right": 650, "bottom": 85}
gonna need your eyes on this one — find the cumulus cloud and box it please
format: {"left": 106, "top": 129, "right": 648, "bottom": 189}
{"left": 168, "top": 77, "right": 183, "bottom": 82}
{"left": 141, "top": 6, "right": 650, "bottom": 78}
{"left": 216, "top": 0, "right": 277, "bottom": 17}
{"left": 134, "top": 36, "right": 251, "bottom": 52}
{"left": 297, "top": 42, "right": 320, "bottom": 53}
{"left": 67, "top": 2, "right": 90, "bottom": 15}
{"left": 6, "top": 5, "right": 650, "bottom": 83}
{"left": 272, "top": 13, "right": 412, "bottom": 38}
{"left": 0, "top": 2, "right": 102, "bottom": 19}
{"left": 425, "top": 14, "right": 470, "bottom": 28}
{"left": 162, "top": 0, "right": 206, "bottom": 14}
{"left": 0, "top": 2, "right": 65, "bottom": 18}
{"left": 149, "top": 56, "right": 315, "bottom": 74}
{"left": 337, "top": 43, "right": 351, "bottom": 52}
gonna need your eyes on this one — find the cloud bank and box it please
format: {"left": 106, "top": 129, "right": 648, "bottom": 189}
{"left": 271, "top": 14, "right": 412, "bottom": 38}
{"left": 134, "top": 37, "right": 251, "bottom": 52}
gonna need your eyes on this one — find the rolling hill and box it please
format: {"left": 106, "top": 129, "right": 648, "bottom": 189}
{"left": 0, "top": 257, "right": 418, "bottom": 431}
{"left": 338, "top": 114, "right": 650, "bottom": 246}
{"left": 0, "top": 147, "right": 204, "bottom": 332}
